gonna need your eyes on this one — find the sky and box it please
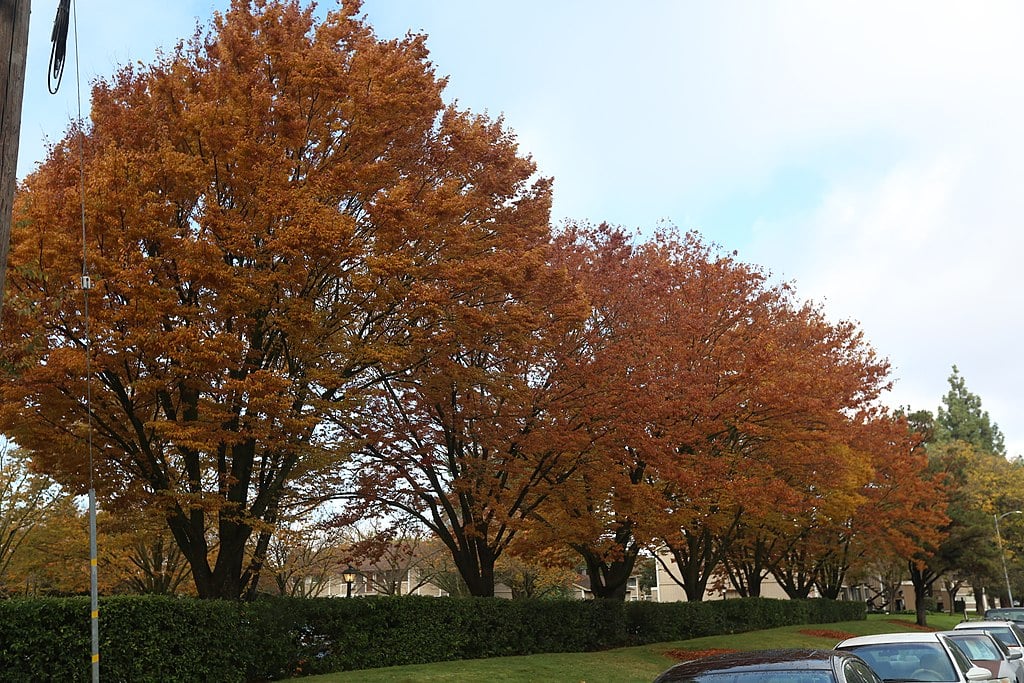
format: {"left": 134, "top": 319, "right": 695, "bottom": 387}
{"left": 15, "top": 0, "right": 1024, "bottom": 458}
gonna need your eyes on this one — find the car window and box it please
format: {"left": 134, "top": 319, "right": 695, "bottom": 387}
{"left": 986, "top": 609, "right": 1024, "bottom": 622}
{"left": 943, "top": 637, "right": 980, "bottom": 675}
{"left": 840, "top": 643, "right": 957, "bottom": 682}
{"left": 947, "top": 634, "right": 1001, "bottom": 659}
{"left": 961, "top": 626, "right": 1018, "bottom": 648}
{"left": 988, "top": 634, "right": 1013, "bottom": 657}
{"left": 843, "top": 660, "right": 881, "bottom": 683}
{"left": 1010, "top": 624, "right": 1024, "bottom": 645}
{"left": 988, "top": 627, "right": 1017, "bottom": 648}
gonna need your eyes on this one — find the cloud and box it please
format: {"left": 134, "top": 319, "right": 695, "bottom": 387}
{"left": 745, "top": 148, "right": 1024, "bottom": 457}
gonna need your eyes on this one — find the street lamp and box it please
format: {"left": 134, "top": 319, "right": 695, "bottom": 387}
{"left": 995, "top": 510, "right": 1023, "bottom": 607}
{"left": 342, "top": 566, "right": 358, "bottom": 598}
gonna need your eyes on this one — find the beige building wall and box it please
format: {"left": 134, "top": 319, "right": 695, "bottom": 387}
{"left": 652, "top": 553, "right": 803, "bottom": 602}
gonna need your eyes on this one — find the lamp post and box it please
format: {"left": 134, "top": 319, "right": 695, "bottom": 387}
{"left": 342, "top": 566, "right": 358, "bottom": 598}
{"left": 995, "top": 510, "right": 1023, "bottom": 607}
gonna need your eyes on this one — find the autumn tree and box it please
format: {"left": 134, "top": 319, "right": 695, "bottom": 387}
{"left": 494, "top": 553, "right": 576, "bottom": 600}
{"left": 654, "top": 252, "right": 890, "bottom": 601}
{"left": 0, "top": 445, "right": 70, "bottom": 593}
{"left": 0, "top": 0, "right": 552, "bottom": 599}
{"left": 342, "top": 222, "right": 586, "bottom": 597}
{"left": 98, "top": 507, "right": 193, "bottom": 595}
{"left": 263, "top": 523, "right": 342, "bottom": 597}
{"left": 810, "top": 413, "right": 946, "bottom": 600}
{"left": 526, "top": 223, "right": 888, "bottom": 602}
{"left": 3, "top": 494, "right": 89, "bottom": 596}
{"left": 531, "top": 224, "right": 688, "bottom": 600}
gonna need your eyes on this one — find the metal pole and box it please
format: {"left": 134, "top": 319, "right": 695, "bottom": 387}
{"left": 995, "top": 511, "right": 1022, "bottom": 607}
{"left": 89, "top": 488, "right": 99, "bottom": 682}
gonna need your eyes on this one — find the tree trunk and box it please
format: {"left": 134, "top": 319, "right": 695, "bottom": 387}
{"left": 664, "top": 528, "right": 721, "bottom": 601}
{"left": 449, "top": 541, "right": 495, "bottom": 597}
{"left": 577, "top": 546, "right": 640, "bottom": 601}
{"left": 167, "top": 507, "right": 255, "bottom": 599}
{"left": 816, "top": 558, "right": 848, "bottom": 600}
{"left": 908, "top": 560, "right": 938, "bottom": 627}
{"left": 723, "top": 536, "right": 771, "bottom": 598}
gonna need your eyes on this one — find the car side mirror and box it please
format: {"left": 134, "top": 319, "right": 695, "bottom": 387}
{"left": 966, "top": 665, "right": 994, "bottom": 681}
{"left": 1009, "top": 651, "right": 1023, "bottom": 660}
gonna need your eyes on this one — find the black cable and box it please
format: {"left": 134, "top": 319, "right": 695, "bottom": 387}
{"left": 48, "top": 0, "right": 71, "bottom": 94}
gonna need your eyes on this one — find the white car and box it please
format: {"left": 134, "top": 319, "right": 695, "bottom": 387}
{"left": 954, "top": 622, "right": 1024, "bottom": 659}
{"left": 943, "top": 629, "right": 1023, "bottom": 683}
{"left": 835, "top": 632, "right": 995, "bottom": 682}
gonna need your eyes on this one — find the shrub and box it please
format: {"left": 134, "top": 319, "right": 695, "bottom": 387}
{"left": 0, "top": 594, "right": 865, "bottom": 680}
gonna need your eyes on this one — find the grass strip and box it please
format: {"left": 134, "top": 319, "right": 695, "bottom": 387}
{"left": 285, "top": 612, "right": 967, "bottom": 683}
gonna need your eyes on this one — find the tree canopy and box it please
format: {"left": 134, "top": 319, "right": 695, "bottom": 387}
{"left": 935, "top": 365, "right": 1007, "bottom": 457}
{"left": 0, "top": 0, "right": 552, "bottom": 599}
{"left": 0, "top": 0, "right": 957, "bottom": 603}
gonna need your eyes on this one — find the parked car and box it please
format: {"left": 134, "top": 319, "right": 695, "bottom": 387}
{"left": 652, "top": 648, "right": 884, "bottom": 683}
{"left": 835, "top": 632, "right": 995, "bottom": 682}
{"left": 986, "top": 610, "right": 1024, "bottom": 627}
{"left": 943, "top": 629, "right": 1023, "bottom": 683}
{"left": 955, "top": 621, "right": 1024, "bottom": 658}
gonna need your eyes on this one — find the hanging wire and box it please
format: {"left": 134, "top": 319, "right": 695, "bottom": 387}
{"left": 48, "top": 0, "right": 72, "bottom": 94}
{"left": 56, "top": 0, "right": 101, "bottom": 678}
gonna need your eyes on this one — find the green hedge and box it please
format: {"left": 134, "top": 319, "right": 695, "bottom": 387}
{"left": 0, "top": 594, "right": 864, "bottom": 681}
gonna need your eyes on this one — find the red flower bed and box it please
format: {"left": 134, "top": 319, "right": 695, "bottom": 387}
{"left": 664, "top": 648, "right": 738, "bottom": 662}
{"left": 887, "top": 620, "right": 937, "bottom": 631}
{"left": 799, "top": 629, "right": 858, "bottom": 640}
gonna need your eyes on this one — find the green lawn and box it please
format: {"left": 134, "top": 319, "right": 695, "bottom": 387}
{"left": 286, "top": 612, "right": 968, "bottom": 683}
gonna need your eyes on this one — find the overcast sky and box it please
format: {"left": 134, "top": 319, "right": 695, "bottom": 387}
{"left": 16, "top": 0, "right": 1024, "bottom": 457}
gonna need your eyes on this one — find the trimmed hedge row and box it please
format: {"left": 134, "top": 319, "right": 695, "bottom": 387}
{"left": 0, "top": 594, "right": 864, "bottom": 681}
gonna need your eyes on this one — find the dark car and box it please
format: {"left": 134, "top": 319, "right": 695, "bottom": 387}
{"left": 652, "top": 648, "right": 884, "bottom": 683}
{"left": 986, "top": 609, "right": 1024, "bottom": 627}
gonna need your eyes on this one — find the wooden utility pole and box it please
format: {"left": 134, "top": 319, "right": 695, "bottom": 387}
{"left": 1, "top": 0, "right": 30, "bottom": 322}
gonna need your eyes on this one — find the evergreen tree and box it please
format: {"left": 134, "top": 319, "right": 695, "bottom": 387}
{"left": 935, "top": 365, "right": 1006, "bottom": 457}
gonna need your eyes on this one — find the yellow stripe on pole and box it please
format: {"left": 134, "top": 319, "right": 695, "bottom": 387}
{"left": 91, "top": 610, "right": 98, "bottom": 619}
{"left": 92, "top": 654, "right": 99, "bottom": 663}
{"left": 90, "top": 558, "right": 97, "bottom": 566}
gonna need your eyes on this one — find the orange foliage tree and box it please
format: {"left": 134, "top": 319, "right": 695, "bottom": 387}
{"left": 537, "top": 223, "right": 926, "bottom": 602}
{"left": 0, "top": 0, "right": 550, "bottom": 599}
{"left": 533, "top": 224, "right": 688, "bottom": 600}
{"left": 341, "top": 232, "right": 587, "bottom": 596}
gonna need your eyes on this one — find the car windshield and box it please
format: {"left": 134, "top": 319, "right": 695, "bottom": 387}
{"left": 841, "top": 643, "right": 957, "bottom": 682}
{"left": 986, "top": 609, "right": 1024, "bottom": 622}
{"left": 675, "top": 673, "right": 834, "bottom": 683}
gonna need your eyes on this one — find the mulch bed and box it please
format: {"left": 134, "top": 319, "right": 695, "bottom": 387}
{"left": 663, "top": 623, "right": 935, "bottom": 663}
{"left": 887, "top": 619, "right": 937, "bottom": 631}
{"left": 664, "top": 648, "right": 738, "bottom": 661}
{"left": 799, "top": 629, "right": 858, "bottom": 640}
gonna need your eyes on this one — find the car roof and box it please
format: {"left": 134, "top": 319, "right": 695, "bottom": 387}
{"left": 655, "top": 648, "right": 855, "bottom": 677}
{"left": 944, "top": 630, "right": 1001, "bottom": 641}
{"left": 955, "top": 620, "right": 1021, "bottom": 629}
{"left": 837, "top": 632, "right": 945, "bottom": 647}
